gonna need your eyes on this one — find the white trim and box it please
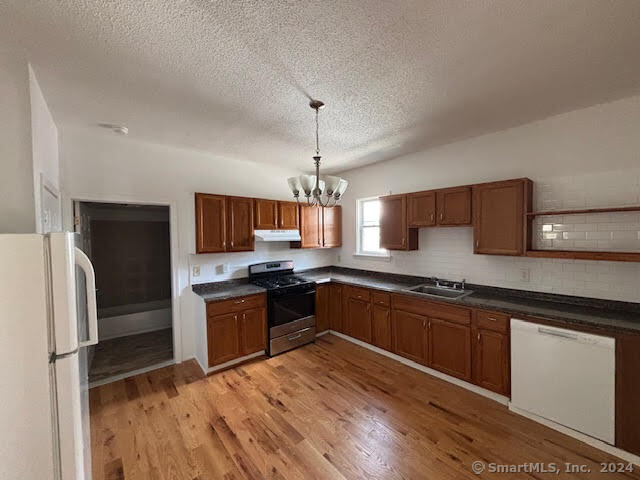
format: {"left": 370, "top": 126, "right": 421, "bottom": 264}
{"left": 316, "top": 329, "right": 330, "bottom": 337}
{"left": 205, "top": 350, "right": 265, "bottom": 374}
{"left": 88, "top": 359, "right": 175, "bottom": 388}
{"left": 329, "top": 331, "right": 509, "bottom": 405}
{"left": 509, "top": 405, "right": 640, "bottom": 466}
{"left": 64, "top": 194, "right": 183, "bottom": 364}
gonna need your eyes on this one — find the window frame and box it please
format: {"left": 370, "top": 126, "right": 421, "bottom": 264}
{"left": 355, "top": 196, "right": 389, "bottom": 258}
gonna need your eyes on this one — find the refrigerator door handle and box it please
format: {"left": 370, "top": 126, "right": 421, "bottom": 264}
{"left": 75, "top": 247, "right": 98, "bottom": 347}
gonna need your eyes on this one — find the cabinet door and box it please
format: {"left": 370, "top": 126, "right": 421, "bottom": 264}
{"left": 392, "top": 310, "right": 427, "bottom": 364}
{"left": 472, "top": 328, "right": 509, "bottom": 395}
{"left": 315, "top": 284, "right": 330, "bottom": 332}
{"left": 322, "top": 206, "right": 342, "bottom": 248}
{"left": 346, "top": 297, "right": 371, "bottom": 343}
{"left": 380, "top": 194, "right": 417, "bottom": 250}
{"left": 207, "top": 312, "right": 241, "bottom": 366}
{"left": 254, "top": 199, "right": 278, "bottom": 229}
{"left": 437, "top": 187, "right": 471, "bottom": 225}
{"left": 240, "top": 307, "right": 266, "bottom": 355}
{"left": 372, "top": 305, "right": 392, "bottom": 351}
{"left": 428, "top": 317, "right": 471, "bottom": 381}
{"left": 408, "top": 191, "right": 436, "bottom": 227}
{"left": 195, "top": 193, "right": 226, "bottom": 253}
{"left": 278, "top": 201, "right": 299, "bottom": 229}
{"left": 473, "top": 179, "right": 529, "bottom": 255}
{"left": 329, "top": 284, "right": 343, "bottom": 332}
{"left": 299, "top": 206, "right": 321, "bottom": 248}
{"left": 227, "top": 196, "right": 254, "bottom": 251}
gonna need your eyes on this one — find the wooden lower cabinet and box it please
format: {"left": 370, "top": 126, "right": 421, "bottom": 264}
{"left": 206, "top": 294, "right": 266, "bottom": 367}
{"left": 207, "top": 312, "right": 241, "bottom": 366}
{"left": 472, "top": 327, "right": 509, "bottom": 395}
{"left": 372, "top": 304, "right": 392, "bottom": 351}
{"left": 315, "top": 284, "right": 330, "bottom": 332}
{"left": 240, "top": 307, "right": 266, "bottom": 356}
{"left": 428, "top": 317, "right": 471, "bottom": 381}
{"left": 392, "top": 310, "right": 428, "bottom": 364}
{"left": 329, "top": 284, "right": 343, "bottom": 332}
{"left": 345, "top": 297, "right": 372, "bottom": 343}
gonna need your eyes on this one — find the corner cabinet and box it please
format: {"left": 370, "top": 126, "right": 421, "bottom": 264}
{"left": 473, "top": 179, "right": 532, "bottom": 256}
{"left": 380, "top": 194, "right": 418, "bottom": 250}
{"left": 195, "top": 193, "right": 254, "bottom": 254}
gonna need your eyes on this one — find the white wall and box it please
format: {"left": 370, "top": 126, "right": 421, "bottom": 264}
{"left": 60, "top": 127, "right": 337, "bottom": 361}
{"left": 337, "top": 95, "right": 640, "bottom": 303}
{"left": 0, "top": 50, "right": 35, "bottom": 233}
{"left": 29, "top": 65, "right": 60, "bottom": 233}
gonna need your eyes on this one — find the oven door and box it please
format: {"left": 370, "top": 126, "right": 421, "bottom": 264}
{"left": 269, "top": 288, "right": 316, "bottom": 335}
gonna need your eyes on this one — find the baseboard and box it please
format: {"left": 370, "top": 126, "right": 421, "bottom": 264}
{"left": 316, "top": 329, "right": 330, "bottom": 337}
{"left": 205, "top": 350, "right": 265, "bottom": 374}
{"left": 509, "top": 405, "right": 640, "bottom": 466}
{"left": 89, "top": 359, "right": 175, "bottom": 388}
{"left": 328, "top": 331, "right": 509, "bottom": 405}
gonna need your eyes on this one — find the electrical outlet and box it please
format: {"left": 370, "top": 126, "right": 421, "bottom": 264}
{"left": 192, "top": 265, "right": 200, "bottom": 277}
{"left": 519, "top": 268, "right": 530, "bottom": 282}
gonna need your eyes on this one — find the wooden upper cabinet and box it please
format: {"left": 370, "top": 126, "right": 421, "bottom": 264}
{"left": 315, "top": 284, "right": 330, "bottom": 333}
{"left": 322, "top": 206, "right": 342, "bottom": 248}
{"left": 278, "top": 201, "right": 299, "bottom": 230}
{"left": 473, "top": 179, "right": 532, "bottom": 256}
{"left": 299, "top": 206, "right": 321, "bottom": 248}
{"left": 392, "top": 309, "right": 428, "bottom": 364}
{"left": 437, "top": 186, "right": 471, "bottom": 226}
{"left": 254, "top": 199, "right": 278, "bottom": 229}
{"left": 240, "top": 307, "right": 266, "bottom": 355}
{"left": 428, "top": 317, "right": 471, "bottom": 381}
{"left": 226, "top": 196, "right": 254, "bottom": 252}
{"left": 380, "top": 194, "right": 418, "bottom": 251}
{"left": 195, "top": 193, "right": 226, "bottom": 253}
{"left": 408, "top": 191, "right": 436, "bottom": 227}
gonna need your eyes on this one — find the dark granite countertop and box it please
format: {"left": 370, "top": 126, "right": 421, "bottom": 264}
{"left": 192, "top": 279, "right": 266, "bottom": 302}
{"left": 192, "top": 266, "right": 640, "bottom": 334}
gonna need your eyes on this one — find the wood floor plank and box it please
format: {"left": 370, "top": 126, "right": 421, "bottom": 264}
{"left": 91, "top": 334, "right": 640, "bottom": 479}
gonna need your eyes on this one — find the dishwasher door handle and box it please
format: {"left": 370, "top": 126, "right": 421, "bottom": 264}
{"left": 537, "top": 327, "right": 579, "bottom": 341}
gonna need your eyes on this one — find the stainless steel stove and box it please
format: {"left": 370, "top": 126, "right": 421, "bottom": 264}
{"left": 248, "top": 261, "right": 316, "bottom": 356}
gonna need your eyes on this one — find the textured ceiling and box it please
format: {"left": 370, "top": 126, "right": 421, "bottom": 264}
{"left": 2, "top": 1, "right": 640, "bottom": 173}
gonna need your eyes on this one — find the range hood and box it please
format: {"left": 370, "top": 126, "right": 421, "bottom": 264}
{"left": 254, "top": 229, "right": 301, "bottom": 242}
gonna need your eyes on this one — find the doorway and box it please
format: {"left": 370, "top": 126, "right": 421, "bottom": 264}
{"left": 74, "top": 201, "right": 174, "bottom": 385}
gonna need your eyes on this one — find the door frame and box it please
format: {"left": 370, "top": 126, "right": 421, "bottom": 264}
{"left": 63, "top": 195, "right": 182, "bottom": 364}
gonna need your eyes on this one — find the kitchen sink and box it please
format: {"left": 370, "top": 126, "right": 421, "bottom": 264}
{"left": 405, "top": 284, "right": 473, "bottom": 299}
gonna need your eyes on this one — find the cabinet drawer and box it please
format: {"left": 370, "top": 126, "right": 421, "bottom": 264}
{"left": 207, "top": 293, "right": 266, "bottom": 317}
{"left": 371, "top": 291, "right": 390, "bottom": 307}
{"left": 344, "top": 285, "right": 371, "bottom": 302}
{"left": 392, "top": 294, "right": 471, "bottom": 325}
{"left": 473, "top": 310, "right": 509, "bottom": 333}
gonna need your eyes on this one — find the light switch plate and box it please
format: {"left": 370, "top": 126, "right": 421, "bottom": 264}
{"left": 519, "top": 268, "right": 530, "bottom": 282}
{"left": 192, "top": 265, "right": 200, "bottom": 277}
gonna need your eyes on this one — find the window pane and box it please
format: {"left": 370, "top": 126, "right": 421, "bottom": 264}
{"left": 362, "top": 200, "right": 380, "bottom": 224}
{"left": 361, "top": 226, "right": 381, "bottom": 252}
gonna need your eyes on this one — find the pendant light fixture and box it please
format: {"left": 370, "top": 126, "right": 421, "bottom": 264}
{"left": 287, "top": 100, "right": 348, "bottom": 207}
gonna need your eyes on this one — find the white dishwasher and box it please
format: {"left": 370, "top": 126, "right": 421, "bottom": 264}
{"left": 510, "top": 319, "right": 615, "bottom": 444}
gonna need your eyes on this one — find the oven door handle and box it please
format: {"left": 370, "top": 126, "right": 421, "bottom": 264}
{"left": 287, "top": 328, "right": 311, "bottom": 341}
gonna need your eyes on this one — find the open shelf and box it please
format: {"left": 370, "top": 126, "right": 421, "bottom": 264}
{"left": 525, "top": 250, "right": 640, "bottom": 262}
{"left": 526, "top": 205, "right": 640, "bottom": 217}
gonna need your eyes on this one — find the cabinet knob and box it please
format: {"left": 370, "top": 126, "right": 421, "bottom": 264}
{"left": 440, "top": 213, "right": 443, "bottom": 220}
{"left": 477, "top": 332, "right": 481, "bottom": 343}
{"left": 428, "top": 320, "right": 431, "bottom": 329}
{"left": 243, "top": 313, "right": 246, "bottom": 320}
{"left": 475, "top": 240, "right": 479, "bottom": 248}
{"left": 422, "top": 319, "right": 426, "bottom": 329}
{"left": 430, "top": 213, "right": 434, "bottom": 221}
{"left": 401, "top": 237, "right": 406, "bottom": 247}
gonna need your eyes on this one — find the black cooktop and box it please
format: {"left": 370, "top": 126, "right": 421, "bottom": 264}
{"left": 250, "top": 274, "right": 312, "bottom": 290}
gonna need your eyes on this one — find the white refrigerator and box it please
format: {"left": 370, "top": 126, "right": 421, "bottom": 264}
{"left": 0, "top": 232, "right": 98, "bottom": 480}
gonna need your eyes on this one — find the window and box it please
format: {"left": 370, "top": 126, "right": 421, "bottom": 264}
{"left": 356, "top": 197, "right": 388, "bottom": 256}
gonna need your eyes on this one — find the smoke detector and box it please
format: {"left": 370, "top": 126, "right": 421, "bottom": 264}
{"left": 99, "top": 123, "right": 129, "bottom": 135}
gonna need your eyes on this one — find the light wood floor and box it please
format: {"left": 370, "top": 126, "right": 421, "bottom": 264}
{"left": 90, "top": 334, "right": 638, "bottom": 480}
{"left": 89, "top": 328, "right": 173, "bottom": 384}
